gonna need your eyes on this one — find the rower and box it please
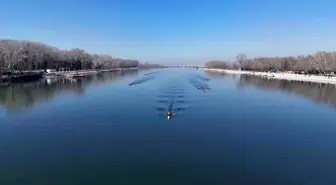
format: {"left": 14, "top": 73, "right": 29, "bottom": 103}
{"left": 167, "top": 110, "right": 172, "bottom": 120}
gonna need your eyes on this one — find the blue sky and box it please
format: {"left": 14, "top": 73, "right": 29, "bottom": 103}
{"left": 1, "top": 0, "right": 336, "bottom": 64}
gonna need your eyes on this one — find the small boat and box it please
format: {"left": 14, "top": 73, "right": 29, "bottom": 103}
{"left": 167, "top": 110, "right": 172, "bottom": 120}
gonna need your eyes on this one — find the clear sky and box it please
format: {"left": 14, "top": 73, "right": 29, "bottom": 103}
{"left": 1, "top": 0, "right": 336, "bottom": 64}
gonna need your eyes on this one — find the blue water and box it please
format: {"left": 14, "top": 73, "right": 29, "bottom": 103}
{"left": 1, "top": 69, "right": 336, "bottom": 185}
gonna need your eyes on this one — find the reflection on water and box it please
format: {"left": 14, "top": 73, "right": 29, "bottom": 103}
{"left": 0, "top": 70, "right": 138, "bottom": 113}
{"left": 3, "top": 69, "right": 336, "bottom": 112}
{"left": 238, "top": 75, "right": 336, "bottom": 109}
{"left": 2, "top": 69, "right": 336, "bottom": 185}
{"left": 204, "top": 71, "right": 228, "bottom": 78}
{"left": 204, "top": 70, "right": 239, "bottom": 81}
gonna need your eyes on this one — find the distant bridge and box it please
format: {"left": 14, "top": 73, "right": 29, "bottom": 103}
{"left": 164, "top": 65, "right": 205, "bottom": 68}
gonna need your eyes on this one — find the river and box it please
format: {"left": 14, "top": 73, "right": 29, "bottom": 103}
{"left": 1, "top": 69, "right": 336, "bottom": 185}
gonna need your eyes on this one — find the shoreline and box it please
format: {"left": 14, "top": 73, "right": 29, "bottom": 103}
{"left": 1, "top": 68, "right": 140, "bottom": 83}
{"left": 204, "top": 68, "right": 336, "bottom": 84}
{"left": 54, "top": 68, "right": 140, "bottom": 78}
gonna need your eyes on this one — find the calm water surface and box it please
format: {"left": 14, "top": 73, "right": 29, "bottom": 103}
{"left": 1, "top": 69, "right": 336, "bottom": 185}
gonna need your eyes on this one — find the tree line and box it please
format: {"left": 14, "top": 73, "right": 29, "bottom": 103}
{"left": 138, "top": 62, "right": 164, "bottom": 69}
{"left": 0, "top": 39, "right": 139, "bottom": 72}
{"left": 205, "top": 52, "right": 336, "bottom": 74}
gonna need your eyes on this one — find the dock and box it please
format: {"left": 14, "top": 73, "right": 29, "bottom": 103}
{"left": 0, "top": 72, "right": 43, "bottom": 83}
{"left": 61, "top": 71, "right": 100, "bottom": 78}
{"left": 1, "top": 68, "right": 139, "bottom": 83}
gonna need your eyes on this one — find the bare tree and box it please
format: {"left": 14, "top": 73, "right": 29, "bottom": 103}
{"left": 207, "top": 51, "right": 336, "bottom": 75}
{"left": 205, "top": 61, "right": 232, "bottom": 69}
{"left": 236, "top": 53, "right": 247, "bottom": 70}
{"left": 0, "top": 39, "right": 140, "bottom": 73}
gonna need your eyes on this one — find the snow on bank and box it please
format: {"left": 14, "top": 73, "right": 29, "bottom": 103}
{"left": 204, "top": 68, "right": 336, "bottom": 84}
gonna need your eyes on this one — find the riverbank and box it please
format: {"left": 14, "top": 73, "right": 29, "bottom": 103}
{"left": 204, "top": 68, "right": 336, "bottom": 84}
{"left": 1, "top": 68, "right": 140, "bottom": 83}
